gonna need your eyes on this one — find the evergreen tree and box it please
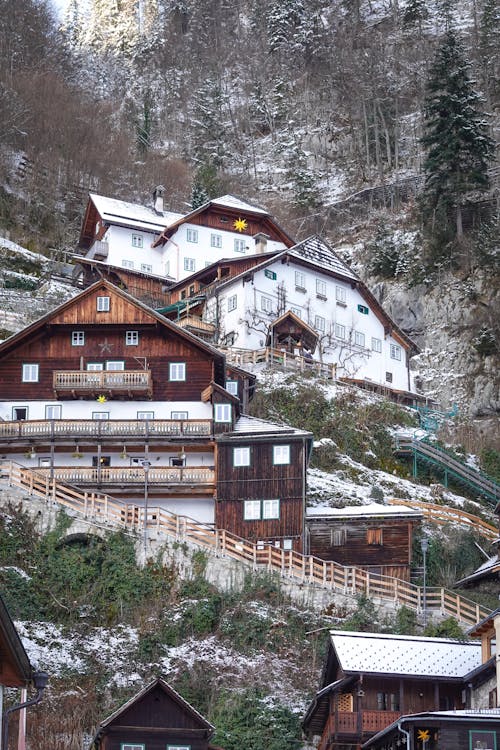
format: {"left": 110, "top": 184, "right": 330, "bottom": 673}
{"left": 420, "top": 28, "right": 495, "bottom": 241}
{"left": 479, "top": 0, "right": 500, "bottom": 104}
{"left": 402, "top": 0, "right": 429, "bottom": 33}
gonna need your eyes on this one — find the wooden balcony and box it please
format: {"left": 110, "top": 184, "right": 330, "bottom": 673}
{"left": 0, "top": 419, "right": 213, "bottom": 441}
{"left": 175, "top": 316, "right": 215, "bottom": 338}
{"left": 34, "top": 466, "right": 215, "bottom": 491}
{"left": 91, "top": 240, "right": 109, "bottom": 260}
{"left": 318, "top": 710, "right": 401, "bottom": 750}
{"left": 53, "top": 370, "right": 153, "bottom": 398}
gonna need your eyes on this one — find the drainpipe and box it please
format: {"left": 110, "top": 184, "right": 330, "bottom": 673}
{"left": 2, "top": 671, "right": 48, "bottom": 750}
{"left": 397, "top": 721, "right": 411, "bottom": 750}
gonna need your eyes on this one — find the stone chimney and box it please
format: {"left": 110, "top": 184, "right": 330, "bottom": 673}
{"left": 153, "top": 185, "right": 165, "bottom": 214}
{"left": 254, "top": 232, "right": 270, "bottom": 254}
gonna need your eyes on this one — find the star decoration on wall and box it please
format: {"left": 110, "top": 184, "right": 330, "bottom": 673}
{"left": 97, "top": 395, "right": 107, "bottom": 403}
{"left": 98, "top": 338, "right": 113, "bottom": 353}
{"left": 233, "top": 217, "right": 248, "bottom": 232}
{"left": 417, "top": 729, "right": 430, "bottom": 742}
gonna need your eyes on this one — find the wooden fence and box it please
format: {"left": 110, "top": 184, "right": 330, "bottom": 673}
{"left": 0, "top": 461, "right": 490, "bottom": 626}
{"left": 221, "top": 347, "right": 336, "bottom": 379}
{"left": 388, "top": 498, "right": 498, "bottom": 541}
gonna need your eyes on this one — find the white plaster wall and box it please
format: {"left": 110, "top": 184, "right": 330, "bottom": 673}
{"left": 0, "top": 401, "right": 212, "bottom": 422}
{"left": 100, "top": 226, "right": 165, "bottom": 275}
{"left": 216, "top": 261, "right": 412, "bottom": 391}
{"left": 164, "top": 223, "right": 286, "bottom": 281}
{"left": 2, "top": 450, "right": 214, "bottom": 466}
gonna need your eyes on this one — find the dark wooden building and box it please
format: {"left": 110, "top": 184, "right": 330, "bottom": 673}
{"left": 302, "top": 630, "right": 485, "bottom": 750}
{"left": 305, "top": 504, "right": 423, "bottom": 581}
{"left": 90, "top": 678, "right": 221, "bottom": 750}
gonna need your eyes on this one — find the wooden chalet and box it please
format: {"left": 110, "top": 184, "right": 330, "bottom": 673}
{"left": 75, "top": 257, "right": 174, "bottom": 309}
{"left": 302, "top": 630, "right": 487, "bottom": 750}
{"left": 90, "top": 677, "right": 221, "bottom": 750}
{"left": 456, "top": 504, "right": 500, "bottom": 587}
{"left": 305, "top": 504, "right": 423, "bottom": 582}
{"left": 0, "top": 280, "right": 311, "bottom": 550}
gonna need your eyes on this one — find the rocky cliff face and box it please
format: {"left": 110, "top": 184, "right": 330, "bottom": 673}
{"left": 373, "top": 268, "right": 499, "bottom": 424}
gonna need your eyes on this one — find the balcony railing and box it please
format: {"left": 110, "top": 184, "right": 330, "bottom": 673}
{"left": 90, "top": 240, "right": 109, "bottom": 259}
{"left": 53, "top": 370, "right": 153, "bottom": 397}
{"left": 33, "top": 466, "right": 215, "bottom": 487}
{"left": 319, "top": 710, "right": 401, "bottom": 750}
{"left": 175, "top": 316, "right": 216, "bottom": 335}
{"left": 0, "top": 419, "right": 213, "bottom": 440}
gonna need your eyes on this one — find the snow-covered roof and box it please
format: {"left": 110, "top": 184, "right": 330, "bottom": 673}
{"left": 230, "top": 414, "right": 311, "bottom": 437}
{"left": 306, "top": 502, "right": 422, "bottom": 519}
{"left": 210, "top": 194, "right": 270, "bottom": 215}
{"left": 455, "top": 555, "right": 500, "bottom": 585}
{"left": 288, "top": 236, "right": 358, "bottom": 281}
{"left": 90, "top": 193, "right": 182, "bottom": 233}
{"left": 330, "top": 630, "right": 481, "bottom": 678}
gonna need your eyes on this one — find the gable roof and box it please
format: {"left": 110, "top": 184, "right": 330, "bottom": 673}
{"left": 0, "top": 280, "right": 226, "bottom": 377}
{"left": 306, "top": 503, "right": 423, "bottom": 520}
{"left": 327, "top": 630, "right": 481, "bottom": 680}
{"left": 93, "top": 677, "right": 214, "bottom": 740}
{"left": 0, "top": 593, "right": 32, "bottom": 687}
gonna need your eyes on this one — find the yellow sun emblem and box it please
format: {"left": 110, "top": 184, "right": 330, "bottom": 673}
{"left": 417, "top": 729, "right": 430, "bottom": 742}
{"left": 233, "top": 217, "right": 248, "bottom": 232}
{"left": 97, "top": 395, "right": 107, "bottom": 403}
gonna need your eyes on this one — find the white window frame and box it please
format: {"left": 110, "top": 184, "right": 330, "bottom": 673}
{"left": 390, "top": 344, "right": 402, "bottom": 361}
{"left": 314, "top": 315, "right": 325, "bottom": 332}
{"left": 295, "top": 271, "right": 306, "bottom": 290}
{"left": 12, "top": 406, "right": 28, "bottom": 420}
{"left": 137, "top": 411, "right": 154, "bottom": 420}
{"left": 371, "top": 337, "right": 382, "bottom": 353}
{"left": 167, "top": 746, "right": 191, "bottom": 750}
{"left": 169, "top": 362, "right": 186, "bottom": 381}
{"left": 335, "top": 286, "right": 346, "bottom": 303}
{"left": 261, "top": 295, "right": 272, "bottom": 313}
{"left": 354, "top": 331, "right": 365, "bottom": 348}
{"left": 316, "top": 279, "right": 327, "bottom": 298}
{"left": 86, "top": 363, "right": 104, "bottom": 371}
{"left": 283, "top": 538, "right": 293, "bottom": 550}
{"left": 96, "top": 296, "right": 110, "bottom": 312}
{"left": 125, "top": 330, "right": 139, "bottom": 346}
{"left": 228, "top": 295, "right": 237, "bottom": 312}
{"left": 121, "top": 744, "right": 145, "bottom": 750}
{"left": 131, "top": 234, "right": 143, "bottom": 248}
{"left": 106, "top": 360, "right": 125, "bottom": 371}
{"left": 233, "top": 447, "right": 251, "bottom": 467}
{"left": 243, "top": 500, "right": 261, "bottom": 521}
{"left": 45, "top": 404, "right": 62, "bottom": 420}
{"left": 184, "top": 257, "right": 195, "bottom": 272}
{"left": 141, "top": 263, "right": 152, "bottom": 273}
{"left": 263, "top": 499, "right": 280, "bottom": 519}
{"left": 92, "top": 412, "right": 110, "bottom": 420}
{"left": 226, "top": 380, "right": 238, "bottom": 396}
{"left": 234, "top": 238, "right": 245, "bottom": 253}
{"left": 171, "top": 411, "right": 188, "bottom": 419}
{"left": 335, "top": 324, "right": 346, "bottom": 340}
{"left": 210, "top": 233, "right": 222, "bottom": 248}
{"left": 273, "top": 445, "right": 290, "bottom": 465}
{"left": 122, "top": 259, "right": 134, "bottom": 269}
{"left": 71, "top": 331, "right": 85, "bottom": 346}
{"left": 214, "top": 403, "right": 232, "bottom": 423}
{"left": 22, "top": 363, "right": 39, "bottom": 382}
{"left": 186, "top": 228, "right": 198, "bottom": 243}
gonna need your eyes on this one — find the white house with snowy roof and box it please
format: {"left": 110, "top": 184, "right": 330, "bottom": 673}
{"left": 166, "top": 235, "right": 418, "bottom": 396}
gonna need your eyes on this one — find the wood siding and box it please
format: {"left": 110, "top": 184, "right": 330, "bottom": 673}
{"left": 215, "top": 438, "right": 305, "bottom": 548}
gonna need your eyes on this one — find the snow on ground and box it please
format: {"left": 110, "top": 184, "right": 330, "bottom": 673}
{"left": 0, "top": 235, "right": 49, "bottom": 264}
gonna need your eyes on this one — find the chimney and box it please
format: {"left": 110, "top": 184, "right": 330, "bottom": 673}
{"left": 254, "top": 232, "right": 270, "bottom": 254}
{"left": 153, "top": 185, "right": 165, "bottom": 214}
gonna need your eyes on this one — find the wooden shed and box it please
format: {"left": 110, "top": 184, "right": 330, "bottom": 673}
{"left": 305, "top": 503, "right": 423, "bottom": 581}
{"left": 90, "top": 677, "right": 221, "bottom": 750}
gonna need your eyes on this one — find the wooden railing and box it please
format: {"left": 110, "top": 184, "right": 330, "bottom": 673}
{"left": 0, "top": 418, "right": 213, "bottom": 440}
{"left": 0, "top": 462, "right": 490, "bottom": 626}
{"left": 53, "top": 370, "right": 152, "bottom": 392}
{"left": 220, "top": 347, "right": 336, "bottom": 379}
{"left": 318, "top": 710, "right": 401, "bottom": 749}
{"left": 176, "top": 316, "right": 216, "bottom": 334}
{"left": 388, "top": 498, "right": 498, "bottom": 541}
{"left": 33, "top": 466, "right": 215, "bottom": 486}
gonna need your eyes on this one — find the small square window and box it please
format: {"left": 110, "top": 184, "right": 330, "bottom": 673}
{"left": 335, "top": 324, "right": 345, "bottom": 340}
{"left": 316, "top": 279, "right": 327, "bottom": 298}
{"left": 243, "top": 500, "right": 261, "bottom": 520}
{"left": 126, "top": 330, "right": 139, "bottom": 346}
{"left": 141, "top": 263, "right": 152, "bottom": 273}
{"left": 97, "top": 296, "right": 110, "bottom": 312}
{"left": 367, "top": 528, "right": 383, "bottom": 545}
{"left": 71, "top": 331, "right": 85, "bottom": 346}
{"left": 295, "top": 271, "right": 306, "bottom": 290}
{"left": 386, "top": 371, "right": 393, "bottom": 383}
{"left": 45, "top": 405, "right": 62, "bottom": 420}
{"left": 131, "top": 234, "right": 143, "bottom": 248}
{"left": 22, "top": 363, "right": 39, "bottom": 382}
{"left": 226, "top": 380, "right": 238, "bottom": 396}
{"left": 214, "top": 403, "right": 232, "bottom": 423}
{"left": 336, "top": 286, "right": 346, "bottom": 304}
{"left": 390, "top": 344, "right": 402, "bottom": 360}
{"left": 13, "top": 407, "right": 28, "bottom": 420}
{"left": 184, "top": 258, "right": 195, "bottom": 272}
{"left": 263, "top": 499, "right": 280, "bottom": 519}
{"left": 187, "top": 228, "right": 198, "bottom": 243}
{"left": 171, "top": 411, "right": 188, "bottom": 419}
{"left": 210, "top": 233, "right": 222, "bottom": 248}
{"left": 137, "top": 411, "right": 154, "bottom": 420}
{"left": 87, "top": 363, "right": 104, "bottom": 371}
{"left": 371, "top": 337, "right": 382, "bottom": 353}
{"left": 106, "top": 361, "right": 124, "bottom": 371}
{"left": 291, "top": 307, "right": 301, "bottom": 319}
{"left": 122, "top": 259, "right": 134, "bottom": 269}
{"left": 122, "top": 744, "right": 146, "bottom": 750}
{"left": 228, "top": 295, "right": 237, "bottom": 312}
{"left": 354, "top": 331, "right": 365, "bottom": 347}
{"left": 315, "top": 315, "right": 325, "bottom": 332}
{"left": 357, "top": 304, "right": 369, "bottom": 315}
{"left": 234, "top": 447, "right": 250, "bottom": 466}
{"left": 273, "top": 445, "right": 290, "bottom": 465}
{"left": 261, "top": 296, "right": 272, "bottom": 313}
{"left": 283, "top": 539, "right": 293, "bottom": 550}
{"left": 92, "top": 412, "right": 110, "bottom": 420}
{"left": 169, "top": 362, "right": 186, "bottom": 381}
{"left": 234, "top": 238, "right": 245, "bottom": 253}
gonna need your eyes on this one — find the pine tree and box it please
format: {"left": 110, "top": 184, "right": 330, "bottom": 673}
{"left": 420, "top": 28, "right": 495, "bottom": 241}
{"left": 479, "top": 0, "right": 500, "bottom": 104}
{"left": 402, "top": 0, "right": 429, "bottom": 33}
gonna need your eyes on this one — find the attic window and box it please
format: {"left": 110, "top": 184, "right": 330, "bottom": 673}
{"left": 219, "top": 216, "right": 229, "bottom": 223}
{"left": 97, "top": 296, "right": 110, "bottom": 312}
